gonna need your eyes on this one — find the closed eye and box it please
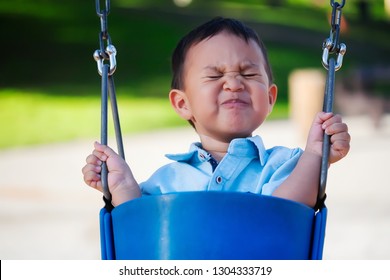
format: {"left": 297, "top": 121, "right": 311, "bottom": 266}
{"left": 242, "top": 73, "right": 259, "bottom": 78}
{"left": 207, "top": 75, "right": 223, "bottom": 79}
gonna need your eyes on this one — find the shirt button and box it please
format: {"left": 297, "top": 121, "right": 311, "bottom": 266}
{"left": 216, "top": 176, "right": 223, "bottom": 184}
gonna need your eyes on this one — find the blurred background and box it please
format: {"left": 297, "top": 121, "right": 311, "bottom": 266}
{"left": 0, "top": 0, "right": 389, "bottom": 259}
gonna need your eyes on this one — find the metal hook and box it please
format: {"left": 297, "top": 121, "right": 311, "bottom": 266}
{"left": 93, "top": 45, "right": 117, "bottom": 76}
{"left": 322, "top": 41, "right": 347, "bottom": 71}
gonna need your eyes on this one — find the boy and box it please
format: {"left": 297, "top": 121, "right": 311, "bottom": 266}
{"left": 82, "top": 17, "right": 350, "bottom": 208}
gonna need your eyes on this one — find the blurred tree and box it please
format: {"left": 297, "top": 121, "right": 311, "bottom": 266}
{"left": 356, "top": 0, "right": 371, "bottom": 22}
{"left": 265, "top": 0, "right": 285, "bottom": 7}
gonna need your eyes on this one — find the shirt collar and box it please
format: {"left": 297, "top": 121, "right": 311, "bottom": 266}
{"left": 165, "top": 142, "right": 210, "bottom": 165}
{"left": 166, "top": 135, "right": 269, "bottom": 166}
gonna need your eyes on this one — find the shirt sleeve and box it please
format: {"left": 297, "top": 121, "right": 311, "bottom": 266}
{"left": 260, "top": 147, "right": 303, "bottom": 196}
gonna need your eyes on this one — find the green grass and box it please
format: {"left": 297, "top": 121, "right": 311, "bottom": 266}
{"left": 0, "top": 88, "right": 288, "bottom": 149}
{"left": 0, "top": 88, "right": 183, "bottom": 149}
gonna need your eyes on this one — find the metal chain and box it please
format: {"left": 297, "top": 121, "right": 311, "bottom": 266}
{"left": 317, "top": 0, "right": 348, "bottom": 209}
{"left": 93, "top": 0, "right": 125, "bottom": 204}
{"left": 322, "top": 0, "right": 347, "bottom": 71}
{"left": 94, "top": 0, "right": 117, "bottom": 76}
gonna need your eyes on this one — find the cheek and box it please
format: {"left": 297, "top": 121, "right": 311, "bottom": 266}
{"left": 191, "top": 83, "right": 219, "bottom": 102}
{"left": 252, "top": 94, "right": 273, "bottom": 116}
{"left": 252, "top": 87, "right": 270, "bottom": 103}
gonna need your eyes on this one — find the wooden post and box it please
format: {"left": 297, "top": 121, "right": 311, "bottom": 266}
{"left": 385, "top": 0, "right": 390, "bottom": 18}
{"left": 289, "top": 69, "right": 325, "bottom": 142}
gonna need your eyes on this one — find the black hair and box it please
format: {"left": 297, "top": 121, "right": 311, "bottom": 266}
{"left": 171, "top": 17, "right": 274, "bottom": 90}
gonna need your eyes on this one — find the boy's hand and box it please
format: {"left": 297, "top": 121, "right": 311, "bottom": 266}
{"left": 82, "top": 142, "right": 141, "bottom": 206}
{"left": 306, "top": 112, "right": 351, "bottom": 164}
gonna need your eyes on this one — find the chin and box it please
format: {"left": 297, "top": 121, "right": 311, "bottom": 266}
{"left": 224, "top": 131, "right": 252, "bottom": 141}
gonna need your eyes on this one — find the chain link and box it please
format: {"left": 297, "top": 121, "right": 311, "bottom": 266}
{"left": 96, "top": 0, "right": 110, "bottom": 17}
{"left": 330, "top": 0, "right": 345, "bottom": 9}
{"left": 94, "top": 0, "right": 117, "bottom": 76}
{"left": 322, "top": 0, "right": 347, "bottom": 71}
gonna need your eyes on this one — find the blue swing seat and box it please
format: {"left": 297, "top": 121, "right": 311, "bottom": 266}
{"left": 100, "top": 191, "right": 327, "bottom": 260}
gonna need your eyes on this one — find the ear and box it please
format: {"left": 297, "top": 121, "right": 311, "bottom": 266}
{"left": 267, "top": 84, "right": 278, "bottom": 114}
{"left": 169, "top": 89, "right": 193, "bottom": 120}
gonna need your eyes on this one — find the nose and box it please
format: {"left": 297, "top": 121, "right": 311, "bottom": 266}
{"left": 223, "top": 73, "right": 244, "bottom": 92}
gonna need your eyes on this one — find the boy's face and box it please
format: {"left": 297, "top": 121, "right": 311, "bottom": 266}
{"left": 170, "top": 32, "right": 277, "bottom": 143}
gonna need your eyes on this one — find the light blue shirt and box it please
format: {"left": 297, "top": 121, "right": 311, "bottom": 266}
{"left": 140, "top": 135, "right": 303, "bottom": 196}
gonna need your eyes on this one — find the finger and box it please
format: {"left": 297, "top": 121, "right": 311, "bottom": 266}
{"left": 332, "top": 139, "right": 350, "bottom": 153}
{"left": 92, "top": 149, "right": 107, "bottom": 162}
{"left": 330, "top": 140, "right": 350, "bottom": 162}
{"left": 89, "top": 180, "right": 103, "bottom": 192}
{"left": 83, "top": 170, "right": 102, "bottom": 190}
{"left": 83, "top": 170, "right": 100, "bottom": 184}
{"left": 82, "top": 163, "right": 101, "bottom": 175}
{"left": 322, "top": 114, "right": 342, "bottom": 130}
{"left": 325, "top": 122, "right": 349, "bottom": 136}
{"left": 312, "top": 112, "right": 333, "bottom": 126}
{"left": 94, "top": 141, "right": 119, "bottom": 159}
{"left": 330, "top": 131, "right": 351, "bottom": 143}
{"left": 85, "top": 154, "right": 103, "bottom": 165}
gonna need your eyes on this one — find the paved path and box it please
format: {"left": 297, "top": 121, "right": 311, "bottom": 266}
{"left": 0, "top": 115, "right": 389, "bottom": 259}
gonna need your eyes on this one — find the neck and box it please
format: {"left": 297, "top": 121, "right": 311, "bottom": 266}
{"left": 198, "top": 134, "right": 230, "bottom": 162}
